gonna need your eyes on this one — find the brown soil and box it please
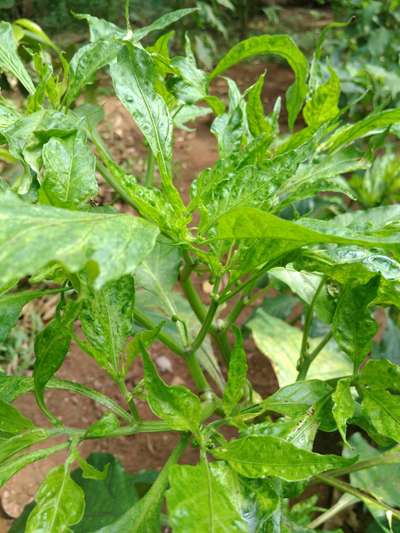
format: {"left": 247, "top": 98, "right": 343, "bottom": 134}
{"left": 1, "top": 60, "right": 296, "bottom": 527}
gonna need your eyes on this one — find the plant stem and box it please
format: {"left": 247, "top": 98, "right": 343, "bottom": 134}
{"left": 327, "top": 448, "right": 400, "bottom": 477}
{"left": 133, "top": 309, "right": 186, "bottom": 356}
{"left": 189, "top": 298, "right": 219, "bottom": 354}
{"left": 308, "top": 493, "right": 358, "bottom": 529}
{"left": 316, "top": 474, "right": 400, "bottom": 519}
{"left": 297, "top": 331, "right": 333, "bottom": 381}
{"left": 119, "top": 380, "right": 141, "bottom": 422}
{"left": 186, "top": 351, "right": 211, "bottom": 392}
{"left": 134, "top": 310, "right": 209, "bottom": 392}
{"left": 297, "top": 278, "right": 326, "bottom": 381}
{"left": 144, "top": 150, "right": 155, "bottom": 187}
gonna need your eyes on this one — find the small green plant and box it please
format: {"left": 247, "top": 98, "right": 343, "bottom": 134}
{"left": 1, "top": 6, "right": 400, "bottom": 532}
{"left": 324, "top": 0, "right": 400, "bottom": 116}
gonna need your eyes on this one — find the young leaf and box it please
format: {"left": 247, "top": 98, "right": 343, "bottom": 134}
{"left": 210, "top": 35, "right": 308, "bottom": 128}
{"left": 26, "top": 465, "right": 85, "bottom": 533}
{"left": 41, "top": 131, "right": 98, "bottom": 208}
{"left": 166, "top": 462, "right": 248, "bottom": 532}
{"left": 213, "top": 435, "right": 356, "bottom": 481}
{"left": 141, "top": 345, "right": 201, "bottom": 433}
{"left": 34, "top": 301, "right": 79, "bottom": 421}
{"left": 0, "top": 191, "right": 159, "bottom": 289}
{"left": 0, "top": 398, "right": 36, "bottom": 434}
{"left": 246, "top": 71, "right": 272, "bottom": 138}
{"left": 247, "top": 311, "right": 351, "bottom": 386}
{"left": 80, "top": 275, "right": 135, "bottom": 379}
{"left": 322, "top": 108, "right": 400, "bottom": 153}
{"left": 0, "top": 429, "right": 49, "bottom": 464}
{"left": 332, "top": 277, "right": 379, "bottom": 369}
{"left": 110, "top": 44, "right": 183, "bottom": 210}
{"left": 85, "top": 413, "right": 120, "bottom": 438}
{"left": 332, "top": 378, "right": 355, "bottom": 445}
{"left": 70, "top": 453, "right": 145, "bottom": 532}
{"left": 223, "top": 327, "right": 248, "bottom": 415}
{"left": 64, "top": 39, "right": 122, "bottom": 106}
{"left": 0, "top": 289, "right": 50, "bottom": 343}
{"left": 303, "top": 67, "right": 340, "bottom": 129}
{"left": 0, "top": 443, "right": 68, "bottom": 488}
{"left": 0, "top": 21, "right": 35, "bottom": 94}
{"left": 130, "top": 8, "right": 197, "bottom": 42}
{"left": 362, "top": 389, "right": 400, "bottom": 443}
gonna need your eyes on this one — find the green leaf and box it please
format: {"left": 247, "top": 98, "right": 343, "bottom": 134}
{"left": 213, "top": 435, "right": 355, "bottom": 481}
{"left": 332, "top": 277, "right": 379, "bottom": 368}
{"left": 210, "top": 35, "right": 308, "bottom": 128}
{"left": 247, "top": 311, "right": 352, "bottom": 386}
{"left": 269, "top": 267, "right": 334, "bottom": 323}
{"left": 166, "top": 462, "right": 248, "bottom": 532}
{"left": 261, "top": 380, "right": 333, "bottom": 417}
{"left": 0, "top": 398, "right": 35, "bottom": 434}
{"left": 223, "top": 327, "right": 248, "bottom": 415}
{"left": 0, "top": 289, "right": 49, "bottom": 342}
{"left": 0, "top": 374, "right": 131, "bottom": 422}
{"left": 322, "top": 108, "right": 400, "bottom": 153}
{"left": 246, "top": 71, "right": 272, "bottom": 138}
{"left": 373, "top": 316, "right": 400, "bottom": 365}
{"left": 362, "top": 389, "right": 400, "bottom": 443}
{"left": 71, "top": 453, "right": 146, "bottom": 532}
{"left": 216, "top": 206, "right": 400, "bottom": 251}
{"left": 0, "top": 429, "right": 49, "bottom": 464}
{"left": 80, "top": 275, "right": 135, "bottom": 379}
{"left": 98, "top": 437, "right": 188, "bottom": 533}
{"left": 72, "top": 450, "right": 109, "bottom": 481}
{"left": 344, "top": 433, "right": 400, "bottom": 530}
{"left": 26, "top": 465, "right": 85, "bottom": 533}
{"left": 85, "top": 413, "right": 120, "bottom": 438}
{"left": 110, "top": 44, "right": 182, "bottom": 210}
{"left": 0, "top": 21, "right": 35, "bottom": 94}
{"left": 64, "top": 39, "right": 122, "bottom": 106}
{"left": 0, "top": 442, "right": 67, "bottom": 488}
{"left": 41, "top": 131, "right": 98, "bottom": 208}
{"left": 0, "top": 191, "right": 159, "bottom": 289}
{"left": 211, "top": 78, "right": 247, "bottom": 157}
{"left": 358, "top": 359, "right": 400, "bottom": 391}
{"left": 34, "top": 301, "right": 79, "bottom": 421}
{"left": 332, "top": 378, "right": 355, "bottom": 445}
{"left": 141, "top": 345, "right": 201, "bottom": 434}
{"left": 303, "top": 68, "right": 340, "bottom": 128}
{"left": 130, "top": 8, "right": 197, "bottom": 42}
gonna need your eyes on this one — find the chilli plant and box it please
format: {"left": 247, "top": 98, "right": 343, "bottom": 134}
{"left": 1, "top": 6, "right": 400, "bottom": 533}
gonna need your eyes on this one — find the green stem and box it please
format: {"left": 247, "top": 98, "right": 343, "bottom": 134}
{"left": 308, "top": 494, "right": 358, "bottom": 530}
{"left": 180, "top": 262, "right": 207, "bottom": 323}
{"left": 297, "top": 331, "right": 333, "bottom": 381}
{"left": 316, "top": 474, "right": 400, "bottom": 519}
{"left": 297, "top": 278, "right": 326, "bottom": 381}
{"left": 119, "top": 380, "right": 140, "bottom": 422}
{"left": 133, "top": 309, "right": 186, "bottom": 356}
{"left": 186, "top": 351, "right": 211, "bottom": 392}
{"left": 144, "top": 150, "right": 155, "bottom": 187}
{"left": 189, "top": 298, "right": 219, "bottom": 354}
{"left": 327, "top": 448, "right": 400, "bottom": 478}
{"left": 96, "top": 160, "right": 137, "bottom": 210}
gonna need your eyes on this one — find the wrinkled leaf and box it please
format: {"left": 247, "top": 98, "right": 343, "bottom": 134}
{"left": 210, "top": 35, "right": 308, "bottom": 128}
{"left": 214, "top": 435, "right": 355, "bottom": 481}
{"left": 0, "top": 21, "right": 35, "bottom": 94}
{"left": 26, "top": 465, "right": 85, "bottom": 533}
{"left": 166, "top": 462, "right": 248, "bottom": 532}
{"left": 332, "top": 378, "right": 355, "bottom": 445}
{"left": 0, "top": 192, "right": 158, "bottom": 289}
